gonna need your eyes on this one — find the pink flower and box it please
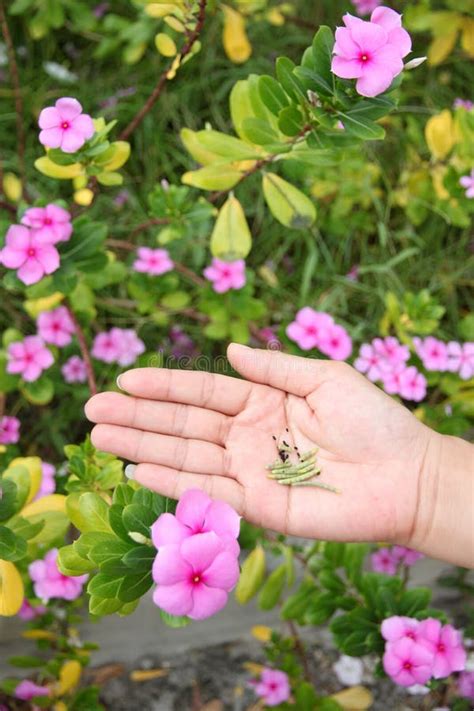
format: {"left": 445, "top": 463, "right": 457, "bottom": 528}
{"left": 0, "top": 224, "right": 60, "bottom": 285}
{"left": 332, "top": 8, "right": 411, "bottom": 97}
{"left": 354, "top": 343, "right": 383, "bottom": 381}
{"left": 17, "top": 599, "right": 47, "bottom": 621}
{"left": 351, "top": 0, "right": 382, "bottom": 15}
{"left": 37, "top": 306, "right": 75, "bottom": 347}
{"left": 29, "top": 548, "right": 88, "bottom": 602}
{"left": 0, "top": 415, "right": 20, "bottom": 444}
{"left": 21, "top": 204, "right": 72, "bottom": 244}
{"left": 418, "top": 619, "right": 466, "bottom": 679}
{"left": 62, "top": 355, "right": 88, "bottom": 383}
{"left": 133, "top": 247, "right": 174, "bottom": 276}
{"left": 111, "top": 327, "right": 146, "bottom": 367}
{"left": 391, "top": 546, "right": 424, "bottom": 566}
{"left": 382, "top": 616, "right": 421, "bottom": 644}
{"left": 152, "top": 531, "right": 240, "bottom": 620}
{"left": 318, "top": 322, "right": 353, "bottom": 360}
{"left": 34, "top": 462, "right": 56, "bottom": 500}
{"left": 454, "top": 99, "right": 474, "bottom": 111}
{"left": 413, "top": 337, "right": 449, "bottom": 372}
{"left": 460, "top": 169, "right": 474, "bottom": 199}
{"left": 152, "top": 489, "right": 240, "bottom": 557}
{"left": 38, "top": 97, "right": 94, "bottom": 153}
{"left": 251, "top": 668, "right": 291, "bottom": 707}
{"left": 398, "top": 366, "right": 427, "bottom": 402}
{"left": 286, "top": 307, "right": 334, "bottom": 351}
{"left": 14, "top": 680, "right": 51, "bottom": 701}
{"left": 373, "top": 336, "right": 410, "bottom": 371}
{"left": 92, "top": 328, "right": 145, "bottom": 366}
{"left": 458, "top": 670, "right": 474, "bottom": 701}
{"left": 7, "top": 336, "right": 54, "bottom": 382}
{"left": 447, "top": 341, "right": 474, "bottom": 380}
{"left": 383, "top": 638, "right": 434, "bottom": 687}
{"left": 203, "top": 258, "right": 246, "bottom": 294}
{"left": 381, "top": 365, "right": 405, "bottom": 395}
{"left": 371, "top": 547, "right": 397, "bottom": 575}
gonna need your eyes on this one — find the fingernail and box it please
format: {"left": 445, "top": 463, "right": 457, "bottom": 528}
{"left": 125, "top": 464, "right": 136, "bottom": 480}
{"left": 116, "top": 374, "right": 124, "bottom": 390}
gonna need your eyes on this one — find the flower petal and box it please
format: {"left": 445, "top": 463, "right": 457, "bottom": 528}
{"left": 36, "top": 245, "right": 60, "bottom": 275}
{"left": 176, "top": 489, "right": 211, "bottom": 531}
{"left": 60, "top": 129, "right": 86, "bottom": 153}
{"left": 203, "top": 551, "right": 240, "bottom": 591}
{"left": 332, "top": 56, "right": 364, "bottom": 79}
{"left": 356, "top": 66, "right": 394, "bottom": 97}
{"left": 71, "top": 113, "right": 95, "bottom": 139}
{"left": 188, "top": 583, "right": 228, "bottom": 620}
{"left": 387, "top": 27, "right": 412, "bottom": 58}
{"left": 371, "top": 7, "right": 402, "bottom": 32}
{"left": 152, "top": 545, "right": 191, "bottom": 585}
{"left": 351, "top": 21, "right": 387, "bottom": 53}
{"left": 17, "top": 259, "right": 44, "bottom": 285}
{"left": 334, "top": 27, "right": 360, "bottom": 57}
{"left": 204, "top": 500, "right": 241, "bottom": 540}
{"left": 55, "top": 97, "right": 83, "bottom": 120}
{"left": 180, "top": 531, "right": 223, "bottom": 572}
{"left": 153, "top": 581, "right": 193, "bottom": 616}
{"left": 151, "top": 513, "right": 189, "bottom": 548}
{"left": 38, "top": 107, "right": 61, "bottom": 129}
{"left": 39, "top": 127, "right": 63, "bottom": 149}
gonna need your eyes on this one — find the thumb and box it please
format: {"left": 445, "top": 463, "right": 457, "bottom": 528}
{"left": 227, "top": 343, "right": 334, "bottom": 396}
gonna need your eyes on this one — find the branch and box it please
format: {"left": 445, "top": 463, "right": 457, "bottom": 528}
{"left": 0, "top": 198, "right": 17, "bottom": 215}
{"left": 119, "top": 0, "right": 208, "bottom": 141}
{"left": 66, "top": 304, "right": 98, "bottom": 396}
{"left": 0, "top": 0, "right": 26, "bottom": 188}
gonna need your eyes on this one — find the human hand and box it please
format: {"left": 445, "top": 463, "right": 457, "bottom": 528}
{"left": 85, "top": 344, "right": 439, "bottom": 551}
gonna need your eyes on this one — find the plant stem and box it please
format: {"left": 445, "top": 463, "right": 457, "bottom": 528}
{"left": 0, "top": 199, "right": 16, "bottom": 215}
{"left": 119, "top": 0, "right": 208, "bottom": 141}
{"left": 287, "top": 620, "right": 313, "bottom": 685}
{"left": 66, "top": 304, "right": 98, "bottom": 396}
{"left": 0, "top": 0, "right": 27, "bottom": 189}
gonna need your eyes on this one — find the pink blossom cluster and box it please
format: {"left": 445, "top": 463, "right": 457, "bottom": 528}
{"left": 249, "top": 668, "right": 291, "bottom": 707}
{"left": 460, "top": 169, "right": 474, "bottom": 199}
{"left": 351, "top": 0, "right": 382, "bottom": 15}
{"left": 38, "top": 97, "right": 94, "bottom": 153}
{"left": 414, "top": 337, "right": 474, "bottom": 379}
{"left": 6, "top": 335, "right": 54, "bottom": 382}
{"left": 332, "top": 7, "right": 411, "bottom": 97}
{"left": 458, "top": 670, "right": 474, "bottom": 702}
{"left": 204, "top": 258, "right": 246, "bottom": 294}
{"left": 382, "top": 616, "right": 466, "bottom": 687}
{"left": 37, "top": 306, "right": 75, "bottom": 347}
{"left": 354, "top": 336, "right": 426, "bottom": 401}
{"left": 133, "top": 247, "right": 174, "bottom": 276}
{"left": 62, "top": 355, "right": 88, "bottom": 383}
{"left": 286, "top": 307, "right": 352, "bottom": 360}
{"left": 34, "top": 461, "right": 56, "bottom": 500}
{"left": 92, "top": 327, "right": 145, "bottom": 366}
{"left": 151, "top": 489, "right": 240, "bottom": 620}
{"left": 0, "top": 204, "right": 72, "bottom": 286}
{"left": 454, "top": 98, "right": 474, "bottom": 111}
{"left": 29, "top": 548, "right": 88, "bottom": 602}
{"left": 0, "top": 415, "right": 20, "bottom": 444}
{"left": 17, "top": 599, "right": 47, "bottom": 621}
{"left": 371, "top": 545, "right": 424, "bottom": 575}
{"left": 14, "top": 680, "right": 51, "bottom": 702}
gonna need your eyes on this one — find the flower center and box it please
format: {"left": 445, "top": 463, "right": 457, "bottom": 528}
{"left": 44, "top": 217, "right": 52, "bottom": 225}
{"left": 61, "top": 121, "right": 70, "bottom": 130}
{"left": 403, "top": 661, "right": 412, "bottom": 670}
{"left": 406, "top": 631, "right": 415, "bottom": 639}
{"left": 331, "top": 338, "right": 340, "bottom": 347}
{"left": 27, "top": 247, "right": 36, "bottom": 257}
{"left": 360, "top": 53, "right": 369, "bottom": 62}
{"left": 438, "top": 643, "right": 445, "bottom": 653}
{"left": 192, "top": 574, "right": 201, "bottom": 584}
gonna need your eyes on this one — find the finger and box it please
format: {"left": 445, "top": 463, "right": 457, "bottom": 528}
{"left": 129, "top": 463, "right": 245, "bottom": 514}
{"left": 116, "top": 368, "right": 252, "bottom": 416}
{"left": 227, "top": 343, "right": 340, "bottom": 396}
{"left": 85, "top": 392, "right": 230, "bottom": 446}
{"left": 90, "top": 424, "right": 229, "bottom": 476}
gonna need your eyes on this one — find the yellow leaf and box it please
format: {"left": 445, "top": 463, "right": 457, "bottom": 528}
{"left": 266, "top": 8, "right": 285, "bottom": 26}
{"left": 22, "top": 629, "right": 57, "bottom": 641}
{"left": 427, "top": 30, "right": 458, "bottom": 65}
{"left": 57, "top": 660, "right": 82, "bottom": 695}
{"left": 35, "top": 156, "right": 84, "bottom": 180}
{"left": 22, "top": 493, "right": 67, "bottom": 518}
{"left": 432, "top": 165, "right": 450, "bottom": 200}
{"left": 461, "top": 18, "right": 474, "bottom": 57}
{"left": 3, "top": 172, "right": 22, "bottom": 201}
{"left": 182, "top": 164, "right": 243, "bottom": 190}
{"left": 211, "top": 195, "right": 252, "bottom": 260}
{"left": 262, "top": 172, "right": 316, "bottom": 229}
{"left": 130, "top": 668, "right": 169, "bottom": 681}
{"left": 145, "top": 3, "right": 182, "bottom": 18}
{"left": 230, "top": 80, "right": 256, "bottom": 140}
{"left": 258, "top": 264, "right": 279, "bottom": 287}
{"left": 251, "top": 625, "right": 272, "bottom": 642}
{"left": 425, "top": 110, "right": 456, "bottom": 159}
{"left": 155, "top": 32, "right": 177, "bottom": 57}
{"left": 181, "top": 128, "right": 221, "bottom": 166}
{"left": 222, "top": 5, "right": 252, "bottom": 64}
{"left": 331, "top": 685, "right": 373, "bottom": 710}
{"left": 97, "top": 141, "right": 131, "bottom": 172}
{"left": 8, "top": 456, "right": 42, "bottom": 503}
{"left": 0, "top": 561, "right": 24, "bottom": 617}
{"left": 242, "top": 661, "right": 265, "bottom": 675}
{"left": 235, "top": 545, "right": 265, "bottom": 604}
{"left": 24, "top": 292, "right": 64, "bottom": 319}
{"left": 164, "top": 15, "right": 186, "bottom": 33}
{"left": 73, "top": 188, "right": 95, "bottom": 206}
{"left": 53, "top": 703, "right": 68, "bottom": 711}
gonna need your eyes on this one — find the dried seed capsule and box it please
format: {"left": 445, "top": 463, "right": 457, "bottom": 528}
{"left": 292, "top": 481, "right": 340, "bottom": 494}
{"left": 300, "top": 448, "right": 318, "bottom": 462}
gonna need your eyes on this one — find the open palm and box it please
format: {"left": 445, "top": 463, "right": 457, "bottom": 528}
{"left": 86, "top": 344, "right": 432, "bottom": 546}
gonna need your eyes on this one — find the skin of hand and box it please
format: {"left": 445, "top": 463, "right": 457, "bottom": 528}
{"left": 85, "top": 344, "right": 474, "bottom": 568}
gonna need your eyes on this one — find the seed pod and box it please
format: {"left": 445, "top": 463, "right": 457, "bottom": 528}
{"left": 292, "top": 481, "right": 340, "bottom": 494}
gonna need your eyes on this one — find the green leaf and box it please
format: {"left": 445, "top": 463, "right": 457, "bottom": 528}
{"left": 89, "top": 595, "right": 123, "bottom": 616}
{"left": 278, "top": 105, "right": 304, "bottom": 136}
{"left": 58, "top": 543, "right": 96, "bottom": 575}
{"left": 397, "top": 588, "right": 432, "bottom": 616}
{"left": 132, "top": 488, "right": 165, "bottom": 516}
{"left": 0, "top": 479, "right": 19, "bottom": 521}
{"left": 20, "top": 376, "right": 54, "bottom": 405}
{"left": 210, "top": 195, "right": 252, "bottom": 261}
{"left": 276, "top": 56, "right": 306, "bottom": 102}
{"left": 88, "top": 573, "right": 123, "bottom": 598}
{"left": 108, "top": 504, "right": 132, "bottom": 542}
{"left": 258, "top": 564, "right": 287, "bottom": 610}
{"left": 182, "top": 164, "right": 243, "bottom": 191}
{"left": 117, "top": 571, "right": 153, "bottom": 602}
{"left": 89, "top": 539, "right": 134, "bottom": 566}
{"left": 7, "top": 515, "right": 45, "bottom": 541}
{"left": 160, "top": 610, "right": 191, "bottom": 628}
{"left": 77, "top": 493, "right": 112, "bottom": 533}
{"left": 0, "top": 526, "right": 27, "bottom": 561}
{"left": 123, "top": 545, "right": 156, "bottom": 572}
{"left": 113, "top": 483, "right": 135, "bottom": 506}
{"left": 280, "top": 579, "right": 317, "bottom": 621}
{"left": 262, "top": 172, "right": 316, "bottom": 229}
{"left": 74, "top": 531, "right": 117, "bottom": 560}
{"left": 240, "top": 118, "right": 279, "bottom": 146}
{"left": 235, "top": 545, "right": 266, "bottom": 604}
{"left": 336, "top": 111, "right": 385, "bottom": 140}
{"left": 258, "top": 75, "right": 290, "bottom": 116}
{"left": 122, "top": 504, "right": 156, "bottom": 538}
{"left": 311, "top": 26, "right": 335, "bottom": 93}
{"left": 3, "top": 465, "right": 30, "bottom": 511}
{"left": 193, "top": 130, "right": 261, "bottom": 160}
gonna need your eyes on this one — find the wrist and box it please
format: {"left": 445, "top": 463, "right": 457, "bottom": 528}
{"left": 408, "top": 430, "right": 474, "bottom": 567}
